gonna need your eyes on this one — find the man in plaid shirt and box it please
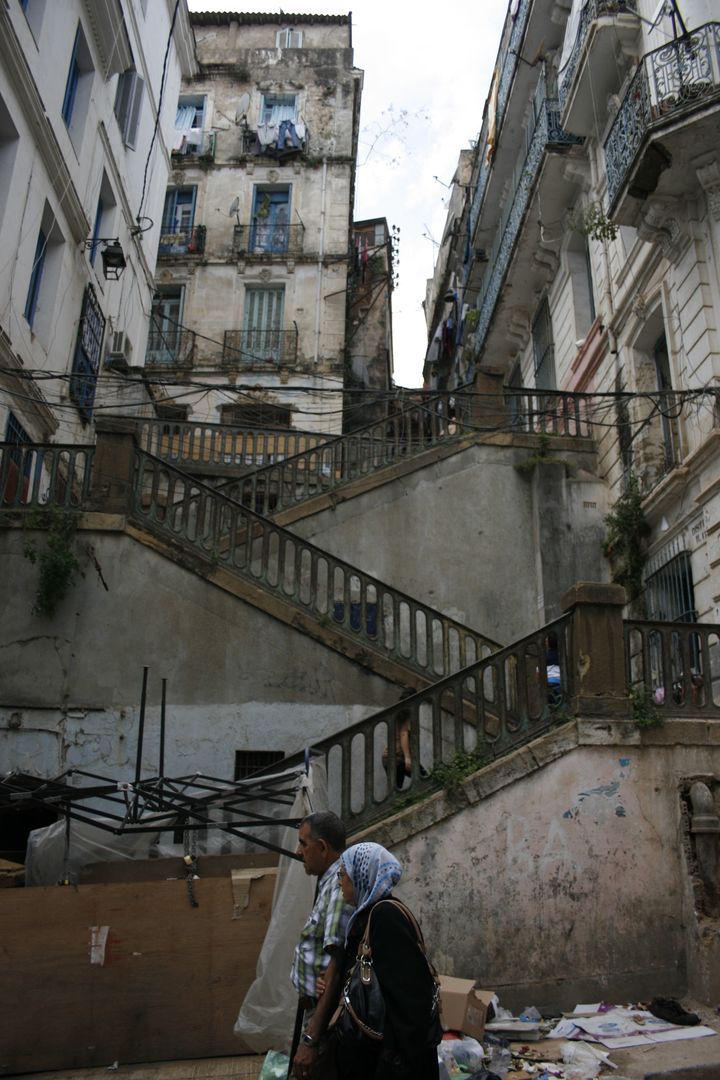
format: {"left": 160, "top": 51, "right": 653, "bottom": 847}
{"left": 291, "top": 811, "right": 350, "bottom": 1079}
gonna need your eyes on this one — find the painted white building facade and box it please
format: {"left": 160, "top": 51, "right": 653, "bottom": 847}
{"left": 0, "top": 0, "right": 195, "bottom": 449}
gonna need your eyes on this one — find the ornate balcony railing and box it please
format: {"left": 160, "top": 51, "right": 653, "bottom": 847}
{"left": 222, "top": 327, "right": 298, "bottom": 367}
{"left": 505, "top": 389, "right": 593, "bottom": 438}
{"left": 232, "top": 222, "right": 304, "bottom": 257}
{"left": 158, "top": 224, "right": 206, "bottom": 257}
{"left": 558, "top": 0, "right": 639, "bottom": 112}
{"left": 605, "top": 22, "right": 720, "bottom": 209}
{"left": 145, "top": 329, "right": 196, "bottom": 369}
{"left": 469, "top": 0, "right": 532, "bottom": 240}
{"left": 470, "top": 73, "right": 582, "bottom": 356}
{"left": 261, "top": 615, "right": 572, "bottom": 831}
{"left": 0, "top": 443, "right": 94, "bottom": 509}
{"left": 625, "top": 619, "right": 720, "bottom": 716}
{"left": 131, "top": 448, "right": 500, "bottom": 682}
{"left": 134, "top": 419, "right": 332, "bottom": 473}
{"left": 217, "top": 392, "right": 473, "bottom": 515}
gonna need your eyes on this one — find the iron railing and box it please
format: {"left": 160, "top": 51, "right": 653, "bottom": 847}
{"left": 559, "top": 0, "right": 639, "bottom": 111}
{"left": 262, "top": 616, "right": 572, "bottom": 831}
{"left": 171, "top": 131, "right": 216, "bottom": 161}
{"left": 605, "top": 22, "right": 720, "bottom": 209}
{"left": 145, "top": 329, "right": 196, "bottom": 369}
{"left": 133, "top": 419, "right": 333, "bottom": 474}
{"left": 217, "top": 392, "right": 473, "bottom": 515}
{"left": 469, "top": 70, "right": 583, "bottom": 356}
{"left": 232, "top": 222, "right": 305, "bottom": 257}
{"left": 469, "top": 0, "right": 532, "bottom": 240}
{"left": 131, "top": 448, "right": 500, "bottom": 679}
{"left": 625, "top": 619, "right": 720, "bottom": 716}
{"left": 222, "top": 327, "right": 298, "bottom": 367}
{"left": 158, "top": 224, "right": 206, "bottom": 257}
{"left": 0, "top": 443, "right": 94, "bottom": 509}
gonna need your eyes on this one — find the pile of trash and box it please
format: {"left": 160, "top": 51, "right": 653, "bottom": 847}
{"left": 256, "top": 995, "right": 716, "bottom": 1080}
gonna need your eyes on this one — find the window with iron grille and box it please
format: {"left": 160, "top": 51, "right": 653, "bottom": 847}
{"left": 532, "top": 297, "right": 556, "bottom": 390}
{"left": 69, "top": 285, "right": 105, "bottom": 423}
{"left": 644, "top": 551, "right": 697, "bottom": 623}
{"left": 234, "top": 750, "right": 284, "bottom": 780}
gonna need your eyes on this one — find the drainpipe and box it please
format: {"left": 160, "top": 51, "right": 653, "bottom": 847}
{"left": 314, "top": 157, "right": 328, "bottom": 364}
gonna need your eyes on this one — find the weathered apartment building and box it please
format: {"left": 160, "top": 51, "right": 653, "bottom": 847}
{"left": 425, "top": 0, "right": 720, "bottom": 626}
{"left": 148, "top": 11, "right": 374, "bottom": 437}
{"left": 0, "top": 0, "right": 195, "bottom": 452}
{"left": 2, "top": 4, "right": 720, "bottom": 1063}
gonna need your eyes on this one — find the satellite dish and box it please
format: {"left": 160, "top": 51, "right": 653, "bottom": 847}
{"left": 235, "top": 93, "right": 250, "bottom": 125}
{"left": 228, "top": 197, "right": 240, "bottom": 225}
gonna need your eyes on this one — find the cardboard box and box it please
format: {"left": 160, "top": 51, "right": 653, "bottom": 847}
{"left": 438, "top": 975, "right": 494, "bottom": 1040}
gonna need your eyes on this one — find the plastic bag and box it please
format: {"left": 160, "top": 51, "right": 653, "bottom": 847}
{"left": 437, "top": 1035, "right": 484, "bottom": 1072}
{"left": 561, "top": 1040, "right": 613, "bottom": 1079}
{"left": 258, "top": 1050, "right": 291, "bottom": 1079}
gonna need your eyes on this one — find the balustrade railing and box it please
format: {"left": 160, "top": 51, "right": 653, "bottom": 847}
{"left": 216, "top": 392, "right": 473, "bottom": 515}
{"left": 223, "top": 327, "right": 298, "bottom": 367}
{"left": 133, "top": 419, "right": 333, "bottom": 474}
{"left": 131, "top": 448, "right": 500, "bottom": 679}
{"left": 261, "top": 616, "right": 572, "bottom": 831}
{"left": 506, "top": 389, "right": 592, "bottom": 438}
{"left": 605, "top": 22, "right": 720, "bottom": 209}
{"left": 558, "top": 0, "right": 638, "bottom": 112}
{"left": 625, "top": 619, "right": 720, "bottom": 715}
{"left": 0, "top": 443, "right": 94, "bottom": 509}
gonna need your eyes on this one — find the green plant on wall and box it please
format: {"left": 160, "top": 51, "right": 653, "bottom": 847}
{"left": 23, "top": 507, "right": 81, "bottom": 617}
{"left": 603, "top": 474, "right": 651, "bottom": 600}
{"left": 569, "top": 202, "right": 619, "bottom": 243}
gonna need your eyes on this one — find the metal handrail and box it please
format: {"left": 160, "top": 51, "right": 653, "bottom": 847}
{"left": 222, "top": 327, "right": 299, "bottom": 367}
{"left": 216, "top": 391, "right": 473, "bottom": 515}
{"left": 145, "top": 329, "right": 196, "bottom": 368}
{"left": 261, "top": 615, "right": 572, "bottom": 831}
{"left": 0, "top": 443, "right": 95, "bottom": 509}
{"left": 624, "top": 618, "right": 720, "bottom": 716}
{"left": 131, "top": 448, "right": 501, "bottom": 678}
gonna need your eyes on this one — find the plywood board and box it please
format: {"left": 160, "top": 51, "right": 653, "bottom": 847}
{"left": 0, "top": 863, "right": 277, "bottom": 1075}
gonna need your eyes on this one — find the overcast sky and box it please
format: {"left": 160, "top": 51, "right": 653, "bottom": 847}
{"left": 187, "top": 0, "right": 510, "bottom": 386}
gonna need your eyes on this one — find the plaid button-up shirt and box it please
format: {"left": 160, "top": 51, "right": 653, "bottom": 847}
{"left": 291, "top": 858, "right": 350, "bottom": 998}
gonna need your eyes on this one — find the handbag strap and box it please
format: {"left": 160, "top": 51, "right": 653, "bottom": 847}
{"left": 358, "top": 898, "right": 439, "bottom": 981}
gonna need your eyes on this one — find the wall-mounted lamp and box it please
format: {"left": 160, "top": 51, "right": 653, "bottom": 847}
{"left": 82, "top": 238, "right": 127, "bottom": 281}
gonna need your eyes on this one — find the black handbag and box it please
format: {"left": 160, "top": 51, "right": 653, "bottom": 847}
{"left": 338, "top": 898, "right": 441, "bottom": 1045}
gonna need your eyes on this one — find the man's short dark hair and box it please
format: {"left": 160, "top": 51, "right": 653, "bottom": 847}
{"left": 301, "top": 811, "right": 346, "bottom": 853}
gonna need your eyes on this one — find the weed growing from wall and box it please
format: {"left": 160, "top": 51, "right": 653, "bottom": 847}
{"left": 603, "top": 474, "right": 650, "bottom": 600}
{"left": 23, "top": 507, "right": 81, "bottom": 617}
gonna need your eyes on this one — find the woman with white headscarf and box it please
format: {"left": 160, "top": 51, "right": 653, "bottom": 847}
{"left": 334, "top": 842, "right": 440, "bottom": 1080}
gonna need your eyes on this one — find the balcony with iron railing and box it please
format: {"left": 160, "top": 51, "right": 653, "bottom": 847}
{"left": 171, "top": 131, "right": 216, "bottom": 162}
{"left": 240, "top": 122, "right": 309, "bottom": 161}
{"left": 558, "top": 0, "right": 640, "bottom": 135}
{"left": 222, "top": 327, "right": 298, "bottom": 368}
{"left": 605, "top": 22, "right": 720, "bottom": 219}
{"left": 232, "top": 221, "right": 305, "bottom": 258}
{"left": 467, "top": 71, "right": 582, "bottom": 361}
{"left": 145, "top": 329, "right": 196, "bottom": 369}
{"left": 158, "top": 224, "right": 206, "bottom": 258}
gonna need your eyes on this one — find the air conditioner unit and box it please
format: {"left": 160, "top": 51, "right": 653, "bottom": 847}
{"left": 106, "top": 330, "right": 132, "bottom": 370}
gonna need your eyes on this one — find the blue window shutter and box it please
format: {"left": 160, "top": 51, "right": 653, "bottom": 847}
{"left": 89, "top": 196, "right": 104, "bottom": 267}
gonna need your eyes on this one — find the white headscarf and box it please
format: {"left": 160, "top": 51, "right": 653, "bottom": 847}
{"left": 341, "top": 842, "right": 402, "bottom": 938}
